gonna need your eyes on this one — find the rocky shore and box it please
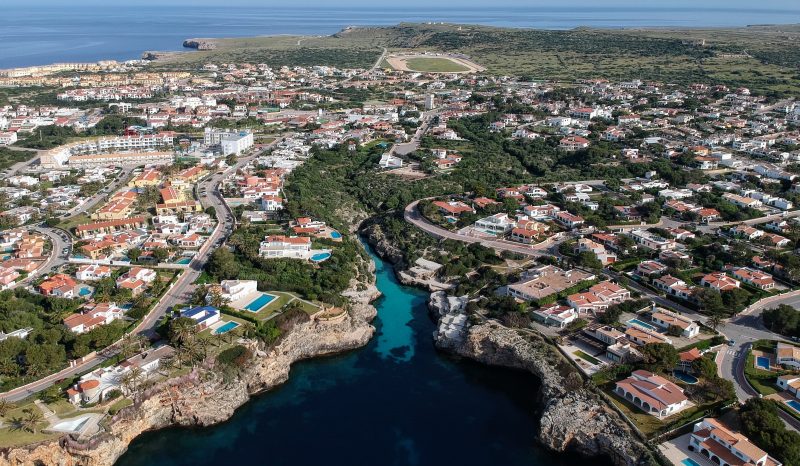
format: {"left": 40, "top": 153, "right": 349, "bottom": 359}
{"left": 0, "top": 276, "right": 379, "bottom": 466}
{"left": 182, "top": 39, "right": 217, "bottom": 51}
{"left": 428, "top": 291, "right": 653, "bottom": 466}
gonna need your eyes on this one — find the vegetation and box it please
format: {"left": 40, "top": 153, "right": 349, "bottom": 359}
{"left": 739, "top": 398, "right": 800, "bottom": 466}
{"left": 0, "top": 147, "right": 37, "bottom": 171}
{"left": 762, "top": 304, "right": 800, "bottom": 338}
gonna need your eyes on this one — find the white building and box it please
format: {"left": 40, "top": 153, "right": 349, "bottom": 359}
{"left": 204, "top": 128, "right": 254, "bottom": 156}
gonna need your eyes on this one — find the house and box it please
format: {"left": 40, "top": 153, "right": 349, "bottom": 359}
{"left": 700, "top": 272, "right": 740, "bottom": 292}
{"left": 63, "top": 302, "right": 124, "bottom": 334}
{"left": 654, "top": 275, "right": 696, "bottom": 300}
{"left": 575, "top": 238, "right": 616, "bottom": 265}
{"left": 614, "top": 370, "right": 689, "bottom": 417}
{"left": 625, "top": 326, "right": 673, "bottom": 346}
{"left": 207, "top": 279, "right": 258, "bottom": 304}
{"left": 433, "top": 200, "right": 474, "bottom": 217}
{"left": 524, "top": 204, "right": 560, "bottom": 220}
{"left": 776, "top": 375, "right": 800, "bottom": 398}
{"left": 723, "top": 193, "right": 762, "bottom": 209}
{"left": 650, "top": 308, "right": 700, "bottom": 338}
{"left": 554, "top": 211, "right": 585, "bottom": 229}
{"left": 636, "top": 260, "right": 668, "bottom": 278}
{"left": 677, "top": 347, "right": 703, "bottom": 373}
{"left": 697, "top": 208, "right": 721, "bottom": 224}
{"left": 689, "top": 418, "right": 782, "bottom": 466}
{"left": 532, "top": 304, "right": 577, "bottom": 328}
{"left": 732, "top": 267, "right": 775, "bottom": 290}
{"left": 258, "top": 235, "right": 312, "bottom": 258}
{"left": 606, "top": 342, "right": 642, "bottom": 364}
{"left": 731, "top": 225, "right": 764, "bottom": 241}
{"left": 180, "top": 306, "right": 221, "bottom": 330}
{"left": 507, "top": 265, "right": 595, "bottom": 303}
{"left": 509, "top": 219, "right": 549, "bottom": 244}
{"left": 559, "top": 136, "right": 590, "bottom": 151}
{"left": 116, "top": 267, "right": 157, "bottom": 296}
{"left": 38, "top": 274, "right": 78, "bottom": 298}
{"left": 0, "top": 266, "right": 20, "bottom": 289}
{"left": 627, "top": 229, "right": 675, "bottom": 251}
{"left": 75, "top": 264, "right": 112, "bottom": 281}
{"left": 566, "top": 280, "right": 630, "bottom": 314}
{"left": 776, "top": 342, "right": 800, "bottom": 369}
{"left": 474, "top": 213, "right": 516, "bottom": 235}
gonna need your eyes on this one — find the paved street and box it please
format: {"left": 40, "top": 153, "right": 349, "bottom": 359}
{"left": 0, "top": 137, "right": 284, "bottom": 402}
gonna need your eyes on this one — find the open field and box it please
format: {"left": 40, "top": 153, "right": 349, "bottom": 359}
{"left": 385, "top": 54, "right": 482, "bottom": 73}
{"left": 151, "top": 23, "right": 800, "bottom": 95}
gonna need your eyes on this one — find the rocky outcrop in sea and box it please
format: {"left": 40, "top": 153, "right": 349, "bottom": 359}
{"left": 0, "top": 278, "right": 379, "bottom": 466}
{"left": 428, "top": 291, "right": 653, "bottom": 466}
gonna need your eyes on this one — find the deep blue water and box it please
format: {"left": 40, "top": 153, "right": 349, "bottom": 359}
{"left": 115, "top": 245, "right": 593, "bottom": 466}
{"left": 2, "top": 3, "right": 800, "bottom": 68}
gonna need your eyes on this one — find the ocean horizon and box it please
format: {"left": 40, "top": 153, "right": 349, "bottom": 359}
{"left": 2, "top": 3, "right": 800, "bottom": 68}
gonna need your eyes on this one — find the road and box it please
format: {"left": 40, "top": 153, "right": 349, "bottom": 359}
{"left": 0, "top": 137, "right": 285, "bottom": 402}
{"left": 343, "top": 47, "right": 387, "bottom": 83}
{"left": 2, "top": 146, "right": 44, "bottom": 177}
{"left": 404, "top": 199, "right": 563, "bottom": 257}
{"left": 61, "top": 166, "right": 137, "bottom": 219}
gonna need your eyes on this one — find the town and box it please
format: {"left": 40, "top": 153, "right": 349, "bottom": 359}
{"left": 0, "top": 36, "right": 799, "bottom": 466}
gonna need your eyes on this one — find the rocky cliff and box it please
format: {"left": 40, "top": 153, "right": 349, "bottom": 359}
{"left": 0, "top": 279, "right": 379, "bottom": 466}
{"left": 429, "top": 291, "right": 653, "bottom": 466}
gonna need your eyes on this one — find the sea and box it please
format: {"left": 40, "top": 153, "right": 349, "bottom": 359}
{"left": 115, "top": 245, "right": 597, "bottom": 466}
{"left": 2, "top": 3, "right": 800, "bottom": 68}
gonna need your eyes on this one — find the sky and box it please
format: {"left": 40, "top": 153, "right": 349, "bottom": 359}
{"left": 7, "top": 0, "right": 798, "bottom": 7}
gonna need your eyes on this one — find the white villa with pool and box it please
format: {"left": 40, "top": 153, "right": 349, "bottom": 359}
{"left": 208, "top": 280, "right": 258, "bottom": 304}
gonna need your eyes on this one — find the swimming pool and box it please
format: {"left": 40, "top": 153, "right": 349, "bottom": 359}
{"left": 51, "top": 415, "right": 90, "bottom": 433}
{"left": 627, "top": 318, "right": 658, "bottom": 331}
{"left": 682, "top": 458, "right": 701, "bottom": 466}
{"left": 756, "top": 356, "right": 771, "bottom": 370}
{"left": 311, "top": 252, "right": 331, "bottom": 262}
{"left": 330, "top": 231, "right": 342, "bottom": 239}
{"left": 673, "top": 370, "right": 699, "bottom": 384}
{"left": 786, "top": 400, "right": 800, "bottom": 413}
{"left": 175, "top": 257, "right": 192, "bottom": 265}
{"left": 245, "top": 293, "right": 276, "bottom": 312}
{"left": 214, "top": 322, "right": 239, "bottom": 335}
{"left": 77, "top": 285, "right": 93, "bottom": 297}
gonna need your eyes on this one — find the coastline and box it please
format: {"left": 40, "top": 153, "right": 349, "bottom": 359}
{"left": 360, "top": 221, "right": 654, "bottom": 466}
{"left": 0, "top": 257, "right": 381, "bottom": 466}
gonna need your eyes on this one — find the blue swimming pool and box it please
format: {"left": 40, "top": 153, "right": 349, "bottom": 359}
{"left": 311, "top": 252, "right": 331, "bottom": 262}
{"left": 330, "top": 231, "right": 342, "bottom": 239}
{"left": 214, "top": 322, "right": 239, "bottom": 335}
{"left": 175, "top": 257, "right": 192, "bottom": 265}
{"left": 673, "top": 370, "right": 699, "bottom": 384}
{"left": 682, "top": 458, "right": 701, "bottom": 466}
{"left": 756, "top": 356, "right": 771, "bottom": 370}
{"left": 786, "top": 400, "right": 800, "bottom": 413}
{"left": 77, "top": 285, "right": 93, "bottom": 297}
{"left": 627, "top": 318, "right": 658, "bottom": 331}
{"left": 245, "top": 293, "right": 276, "bottom": 312}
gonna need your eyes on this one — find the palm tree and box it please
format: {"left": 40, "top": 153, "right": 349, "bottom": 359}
{"left": 196, "top": 337, "right": 212, "bottom": 359}
{"left": 208, "top": 290, "right": 229, "bottom": 309}
{"left": 158, "top": 356, "right": 176, "bottom": 376}
{"left": 120, "top": 366, "right": 145, "bottom": 400}
{"left": 170, "top": 318, "right": 196, "bottom": 347}
{"left": 0, "top": 399, "right": 13, "bottom": 418}
{"left": 708, "top": 311, "right": 723, "bottom": 331}
{"left": 213, "top": 331, "right": 226, "bottom": 347}
{"left": 21, "top": 408, "right": 43, "bottom": 434}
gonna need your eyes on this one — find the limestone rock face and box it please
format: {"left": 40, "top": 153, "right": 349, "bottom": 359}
{"left": 359, "top": 223, "right": 406, "bottom": 268}
{"left": 0, "top": 280, "right": 379, "bottom": 466}
{"left": 435, "top": 313, "right": 651, "bottom": 466}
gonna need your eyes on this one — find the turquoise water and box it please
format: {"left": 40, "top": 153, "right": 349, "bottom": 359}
{"left": 311, "top": 252, "right": 331, "bottom": 262}
{"left": 627, "top": 318, "right": 658, "bottom": 331}
{"left": 214, "top": 322, "right": 239, "bottom": 335}
{"left": 175, "top": 257, "right": 192, "bottom": 265}
{"left": 673, "top": 371, "right": 698, "bottom": 385}
{"left": 78, "top": 286, "right": 93, "bottom": 297}
{"left": 756, "top": 356, "right": 771, "bottom": 370}
{"left": 682, "top": 458, "right": 701, "bottom": 466}
{"left": 115, "top": 244, "right": 596, "bottom": 466}
{"left": 245, "top": 293, "right": 275, "bottom": 312}
{"left": 330, "top": 231, "right": 342, "bottom": 239}
{"left": 786, "top": 400, "right": 800, "bottom": 413}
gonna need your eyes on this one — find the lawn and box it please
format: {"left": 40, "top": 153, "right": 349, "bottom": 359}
{"left": 402, "top": 57, "right": 470, "bottom": 73}
{"left": 574, "top": 350, "right": 601, "bottom": 365}
{"left": 744, "top": 351, "right": 779, "bottom": 396}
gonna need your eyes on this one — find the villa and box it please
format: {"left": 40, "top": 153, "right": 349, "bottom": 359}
{"left": 39, "top": 274, "right": 79, "bottom": 298}
{"left": 180, "top": 306, "right": 221, "bottom": 330}
{"left": 615, "top": 370, "right": 689, "bottom": 417}
{"left": 509, "top": 219, "right": 549, "bottom": 244}
{"left": 63, "top": 302, "right": 124, "bottom": 334}
{"left": 701, "top": 272, "right": 740, "bottom": 292}
{"left": 532, "top": 304, "right": 577, "bottom": 328}
{"left": 116, "top": 267, "right": 157, "bottom": 296}
{"left": 76, "top": 264, "right": 112, "bottom": 281}
{"left": 259, "top": 235, "right": 312, "bottom": 259}
{"left": 554, "top": 211, "right": 585, "bottom": 229}
{"left": 688, "top": 418, "right": 782, "bottom": 466}
{"left": 208, "top": 280, "right": 258, "bottom": 304}
{"left": 732, "top": 267, "right": 776, "bottom": 290}
{"left": 567, "top": 280, "right": 630, "bottom": 315}
{"left": 433, "top": 200, "right": 474, "bottom": 217}
{"left": 507, "top": 265, "right": 595, "bottom": 303}
{"left": 473, "top": 213, "right": 516, "bottom": 235}
{"left": 776, "top": 342, "right": 800, "bottom": 369}
{"left": 654, "top": 275, "right": 696, "bottom": 300}
{"left": 575, "top": 238, "right": 617, "bottom": 265}
{"left": 627, "top": 229, "right": 676, "bottom": 251}
{"left": 650, "top": 308, "right": 700, "bottom": 338}
{"left": 776, "top": 375, "right": 800, "bottom": 398}
{"left": 636, "top": 260, "right": 668, "bottom": 278}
